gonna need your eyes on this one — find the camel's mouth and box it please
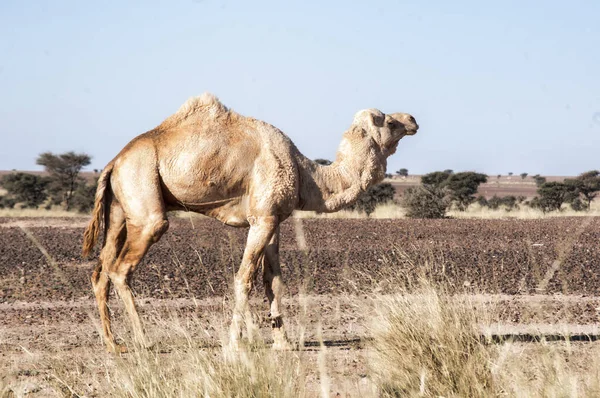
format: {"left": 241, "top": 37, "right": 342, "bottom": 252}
{"left": 404, "top": 128, "right": 418, "bottom": 136}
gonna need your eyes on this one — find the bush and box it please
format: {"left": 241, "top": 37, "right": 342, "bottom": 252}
{"left": 0, "top": 196, "right": 16, "bottom": 209}
{"left": 445, "top": 172, "right": 488, "bottom": 211}
{"left": 564, "top": 170, "right": 600, "bottom": 210}
{"left": 0, "top": 173, "right": 49, "bottom": 208}
{"left": 348, "top": 183, "right": 396, "bottom": 216}
{"left": 487, "top": 195, "right": 518, "bottom": 211}
{"left": 533, "top": 182, "right": 577, "bottom": 212}
{"left": 533, "top": 175, "right": 546, "bottom": 186}
{"left": 70, "top": 180, "right": 98, "bottom": 213}
{"left": 402, "top": 186, "right": 449, "bottom": 218}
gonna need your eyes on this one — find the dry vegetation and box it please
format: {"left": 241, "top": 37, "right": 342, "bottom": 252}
{"left": 5, "top": 282, "right": 600, "bottom": 397}
{"left": 3, "top": 215, "right": 600, "bottom": 396}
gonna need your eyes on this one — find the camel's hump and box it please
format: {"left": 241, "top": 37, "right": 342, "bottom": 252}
{"left": 161, "top": 93, "right": 229, "bottom": 128}
{"left": 176, "top": 92, "right": 229, "bottom": 117}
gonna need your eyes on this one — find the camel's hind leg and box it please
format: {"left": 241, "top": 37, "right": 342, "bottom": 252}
{"left": 263, "top": 226, "right": 293, "bottom": 350}
{"left": 91, "top": 201, "right": 126, "bottom": 353}
{"left": 107, "top": 161, "right": 169, "bottom": 351}
{"left": 106, "top": 218, "right": 168, "bottom": 349}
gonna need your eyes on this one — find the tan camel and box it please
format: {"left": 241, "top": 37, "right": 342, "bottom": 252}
{"left": 82, "top": 93, "right": 418, "bottom": 353}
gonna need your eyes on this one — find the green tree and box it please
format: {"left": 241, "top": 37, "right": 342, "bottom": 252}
{"left": 314, "top": 158, "right": 332, "bottom": 166}
{"left": 419, "top": 171, "right": 487, "bottom": 211}
{"left": 396, "top": 168, "right": 409, "bottom": 177}
{"left": 520, "top": 173, "right": 528, "bottom": 180}
{"left": 0, "top": 173, "right": 49, "bottom": 208}
{"left": 534, "top": 182, "right": 577, "bottom": 212}
{"left": 445, "top": 172, "right": 488, "bottom": 211}
{"left": 421, "top": 171, "right": 453, "bottom": 189}
{"left": 70, "top": 180, "right": 98, "bottom": 213}
{"left": 533, "top": 175, "right": 546, "bottom": 186}
{"left": 565, "top": 170, "right": 600, "bottom": 210}
{"left": 348, "top": 183, "right": 396, "bottom": 216}
{"left": 36, "top": 151, "right": 92, "bottom": 210}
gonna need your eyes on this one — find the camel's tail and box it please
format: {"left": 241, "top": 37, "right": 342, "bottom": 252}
{"left": 82, "top": 163, "right": 114, "bottom": 257}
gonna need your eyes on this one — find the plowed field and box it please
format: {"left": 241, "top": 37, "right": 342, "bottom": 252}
{"left": 2, "top": 216, "right": 600, "bottom": 396}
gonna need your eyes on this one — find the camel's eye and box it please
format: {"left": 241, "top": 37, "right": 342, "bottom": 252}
{"left": 388, "top": 120, "right": 398, "bottom": 129}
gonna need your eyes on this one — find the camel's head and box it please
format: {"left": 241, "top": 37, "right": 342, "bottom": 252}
{"left": 352, "top": 109, "right": 419, "bottom": 157}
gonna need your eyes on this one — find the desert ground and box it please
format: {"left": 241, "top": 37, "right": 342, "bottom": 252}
{"left": 1, "top": 214, "right": 600, "bottom": 396}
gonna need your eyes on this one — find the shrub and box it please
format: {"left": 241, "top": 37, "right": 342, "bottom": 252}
{"left": 533, "top": 182, "right": 577, "bottom": 212}
{"left": 476, "top": 195, "right": 488, "bottom": 207}
{"left": 564, "top": 170, "right": 600, "bottom": 210}
{"left": 402, "top": 186, "right": 449, "bottom": 218}
{"left": 533, "top": 175, "right": 546, "bottom": 186}
{"left": 445, "top": 172, "right": 488, "bottom": 211}
{"left": 0, "top": 173, "right": 49, "bottom": 208}
{"left": 348, "top": 183, "right": 396, "bottom": 216}
{"left": 0, "top": 196, "right": 16, "bottom": 209}
{"left": 70, "top": 180, "right": 98, "bottom": 213}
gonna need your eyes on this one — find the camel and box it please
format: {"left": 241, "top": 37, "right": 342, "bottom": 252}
{"left": 82, "top": 93, "right": 418, "bottom": 353}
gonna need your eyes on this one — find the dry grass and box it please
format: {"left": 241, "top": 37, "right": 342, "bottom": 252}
{"left": 366, "top": 284, "right": 497, "bottom": 397}
{"left": 448, "top": 201, "right": 600, "bottom": 219}
{"left": 294, "top": 201, "right": 600, "bottom": 220}
{"left": 366, "top": 282, "right": 600, "bottom": 397}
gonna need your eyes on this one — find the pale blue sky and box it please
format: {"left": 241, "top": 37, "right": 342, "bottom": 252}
{"left": 1, "top": 0, "right": 599, "bottom": 175}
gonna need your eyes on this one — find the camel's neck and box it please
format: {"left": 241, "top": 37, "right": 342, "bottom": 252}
{"left": 294, "top": 127, "right": 387, "bottom": 212}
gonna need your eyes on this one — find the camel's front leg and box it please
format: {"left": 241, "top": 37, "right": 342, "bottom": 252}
{"left": 230, "top": 216, "right": 278, "bottom": 348}
{"left": 263, "top": 226, "right": 293, "bottom": 350}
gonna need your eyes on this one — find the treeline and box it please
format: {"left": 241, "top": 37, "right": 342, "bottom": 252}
{"left": 0, "top": 152, "right": 97, "bottom": 212}
{"left": 401, "top": 170, "right": 600, "bottom": 218}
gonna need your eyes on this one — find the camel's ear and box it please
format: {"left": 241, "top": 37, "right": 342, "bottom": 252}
{"left": 369, "top": 111, "right": 385, "bottom": 128}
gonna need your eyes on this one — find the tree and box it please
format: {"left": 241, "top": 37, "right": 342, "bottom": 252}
{"left": 314, "top": 158, "right": 332, "bottom": 166}
{"left": 420, "top": 171, "right": 487, "bottom": 211}
{"left": 396, "top": 168, "right": 409, "bottom": 177}
{"left": 36, "top": 152, "right": 91, "bottom": 210}
{"left": 520, "top": 173, "right": 528, "bottom": 180}
{"left": 534, "top": 182, "right": 577, "bottom": 212}
{"left": 487, "top": 195, "right": 518, "bottom": 211}
{"left": 444, "top": 172, "right": 488, "bottom": 211}
{"left": 533, "top": 175, "right": 546, "bottom": 186}
{"left": 421, "top": 171, "right": 453, "bottom": 189}
{"left": 347, "top": 183, "right": 396, "bottom": 216}
{"left": 565, "top": 170, "right": 600, "bottom": 210}
{"left": 508, "top": 172, "right": 513, "bottom": 177}
{"left": 0, "top": 173, "right": 49, "bottom": 208}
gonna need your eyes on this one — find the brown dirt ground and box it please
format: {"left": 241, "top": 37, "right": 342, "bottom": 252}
{"left": 1, "top": 216, "right": 600, "bottom": 396}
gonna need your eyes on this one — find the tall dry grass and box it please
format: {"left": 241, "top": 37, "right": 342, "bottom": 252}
{"left": 366, "top": 281, "right": 600, "bottom": 397}
{"left": 366, "top": 284, "right": 497, "bottom": 397}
